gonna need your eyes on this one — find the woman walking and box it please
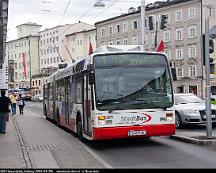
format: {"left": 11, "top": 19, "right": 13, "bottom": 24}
{"left": 17, "top": 94, "right": 25, "bottom": 115}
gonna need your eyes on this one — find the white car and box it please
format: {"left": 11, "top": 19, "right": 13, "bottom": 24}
{"left": 32, "top": 94, "right": 43, "bottom": 102}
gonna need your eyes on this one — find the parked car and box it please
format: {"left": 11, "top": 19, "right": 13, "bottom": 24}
{"left": 32, "top": 94, "right": 43, "bottom": 102}
{"left": 175, "top": 93, "right": 216, "bottom": 128}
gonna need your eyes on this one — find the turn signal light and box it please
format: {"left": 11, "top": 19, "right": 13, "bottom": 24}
{"left": 98, "top": 115, "right": 106, "bottom": 120}
{"left": 166, "top": 113, "right": 173, "bottom": 117}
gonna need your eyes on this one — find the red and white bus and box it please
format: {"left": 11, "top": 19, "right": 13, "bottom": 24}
{"left": 43, "top": 45, "right": 176, "bottom": 140}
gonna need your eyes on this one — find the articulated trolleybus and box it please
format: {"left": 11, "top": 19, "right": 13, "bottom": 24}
{"left": 43, "top": 45, "right": 175, "bottom": 140}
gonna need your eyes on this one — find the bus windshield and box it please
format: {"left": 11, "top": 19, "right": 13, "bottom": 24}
{"left": 94, "top": 53, "right": 174, "bottom": 111}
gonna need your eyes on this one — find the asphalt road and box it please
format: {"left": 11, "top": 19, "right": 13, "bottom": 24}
{"left": 26, "top": 102, "right": 216, "bottom": 168}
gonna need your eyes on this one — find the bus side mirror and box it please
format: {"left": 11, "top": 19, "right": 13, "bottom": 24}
{"left": 171, "top": 68, "right": 177, "bottom": 81}
{"left": 89, "top": 73, "right": 95, "bottom": 85}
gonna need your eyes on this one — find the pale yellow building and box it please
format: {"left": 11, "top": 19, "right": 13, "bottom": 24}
{"left": 65, "top": 28, "right": 96, "bottom": 62}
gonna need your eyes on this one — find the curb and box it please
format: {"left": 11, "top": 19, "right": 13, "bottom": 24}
{"left": 170, "top": 135, "right": 216, "bottom": 146}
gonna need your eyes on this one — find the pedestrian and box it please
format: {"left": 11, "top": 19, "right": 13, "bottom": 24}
{"left": 0, "top": 90, "right": 12, "bottom": 134}
{"left": 9, "top": 92, "right": 17, "bottom": 115}
{"left": 17, "top": 94, "right": 25, "bottom": 115}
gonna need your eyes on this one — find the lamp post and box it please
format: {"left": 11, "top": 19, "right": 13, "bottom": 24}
{"left": 28, "top": 36, "right": 32, "bottom": 89}
{"left": 141, "top": 0, "right": 145, "bottom": 51}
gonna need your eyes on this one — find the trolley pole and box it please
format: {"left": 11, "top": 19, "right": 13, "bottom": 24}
{"left": 204, "top": 18, "right": 212, "bottom": 139}
{"left": 141, "top": 0, "right": 145, "bottom": 51}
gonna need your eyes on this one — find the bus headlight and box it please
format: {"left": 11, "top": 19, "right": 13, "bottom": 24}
{"left": 98, "top": 120, "right": 106, "bottom": 125}
{"left": 166, "top": 113, "right": 174, "bottom": 122}
{"left": 166, "top": 117, "right": 173, "bottom": 122}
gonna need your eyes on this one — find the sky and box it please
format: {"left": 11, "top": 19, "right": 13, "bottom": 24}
{"left": 7, "top": 0, "right": 157, "bottom": 41}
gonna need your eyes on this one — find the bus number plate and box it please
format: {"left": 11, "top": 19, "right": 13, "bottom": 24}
{"left": 128, "top": 130, "right": 146, "bottom": 136}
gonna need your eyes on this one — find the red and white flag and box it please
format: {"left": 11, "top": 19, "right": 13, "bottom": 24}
{"left": 88, "top": 42, "right": 93, "bottom": 55}
{"left": 156, "top": 40, "right": 165, "bottom": 52}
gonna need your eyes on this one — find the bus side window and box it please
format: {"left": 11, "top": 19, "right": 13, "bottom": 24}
{"left": 76, "top": 74, "right": 83, "bottom": 104}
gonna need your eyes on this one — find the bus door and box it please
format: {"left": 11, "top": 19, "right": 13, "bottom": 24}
{"left": 83, "top": 73, "right": 92, "bottom": 136}
{"left": 65, "top": 77, "right": 70, "bottom": 125}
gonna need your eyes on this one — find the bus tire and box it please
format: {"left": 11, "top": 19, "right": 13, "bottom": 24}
{"left": 56, "top": 110, "right": 60, "bottom": 126}
{"left": 76, "top": 115, "right": 83, "bottom": 140}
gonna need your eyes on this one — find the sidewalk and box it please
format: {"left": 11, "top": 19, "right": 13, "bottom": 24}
{"left": 0, "top": 108, "right": 106, "bottom": 169}
{"left": 170, "top": 130, "right": 216, "bottom": 146}
{"left": 0, "top": 115, "right": 22, "bottom": 168}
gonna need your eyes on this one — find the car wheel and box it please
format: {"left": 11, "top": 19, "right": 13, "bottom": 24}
{"left": 175, "top": 112, "right": 183, "bottom": 129}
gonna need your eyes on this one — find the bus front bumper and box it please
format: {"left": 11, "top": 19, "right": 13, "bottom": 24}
{"left": 92, "top": 124, "right": 176, "bottom": 140}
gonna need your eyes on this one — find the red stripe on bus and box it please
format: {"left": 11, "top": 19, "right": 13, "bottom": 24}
{"left": 92, "top": 124, "right": 175, "bottom": 140}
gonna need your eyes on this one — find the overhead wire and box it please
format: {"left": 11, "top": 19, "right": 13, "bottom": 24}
{"left": 57, "top": 0, "right": 120, "bottom": 38}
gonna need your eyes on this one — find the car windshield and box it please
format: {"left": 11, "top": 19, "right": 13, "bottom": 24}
{"left": 175, "top": 95, "right": 203, "bottom": 104}
{"left": 94, "top": 53, "right": 174, "bottom": 111}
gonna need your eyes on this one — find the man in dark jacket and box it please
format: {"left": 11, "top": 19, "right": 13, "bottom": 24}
{"left": 0, "top": 90, "right": 12, "bottom": 134}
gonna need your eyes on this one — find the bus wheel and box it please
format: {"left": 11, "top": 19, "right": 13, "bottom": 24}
{"left": 56, "top": 110, "right": 60, "bottom": 126}
{"left": 76, "top": 115, "right": 83, "bottom": 140}
{"left": 175, "top": 112, "right": 183, "bottom": 129}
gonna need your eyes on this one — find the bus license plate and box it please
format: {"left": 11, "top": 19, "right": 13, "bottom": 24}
{"left": 128, "top": 130, "right": 146, "bottom": 136}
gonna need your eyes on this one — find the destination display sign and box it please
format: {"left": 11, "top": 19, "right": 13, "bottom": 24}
{"left": 94, "top": 53, "right": 167, "bottom": 67}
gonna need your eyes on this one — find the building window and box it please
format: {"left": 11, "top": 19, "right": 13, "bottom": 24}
{"left": 176, "top": 28, "right": 183, "bottom": 40}
{"left": 151, "top": 32, "right": 156, "bottom": 45}
{"left": 123, "top": 22, "right": 128, "bottom": 32}
{"left": 188, "top": 7, "right": 196, "bottom": 19}
{"left": 188, "top": 46, "right": 197, "bottom": 58}
{"left": 176, "top": 48, "right": 183, "bottom": 59}
{"left": 132, "top": 36, "right": 138, "bottom": 45}
{"left": 132, "top": 21, "right": 138, "bottom": 29}
{"left": 116, "top": 24, "right": 120, "bottom": 33}
{"left": 163, "top": 30, "right": 170, "bottom": 42}
{"left": 109, "top": 41, "right": 113, "bottom": 45}
{"left": 116, "top": 39, "right": 121, "bottom": 45}
{"left": 189, "top": 66, "right": 196, "bottom": 77}
{"left": 109, "top": 26, "right": 113, "bottom": 35}
{"left": 101, "top": 28, "right": 105, "bottom": 37}
{"left": 188, "top": 25, "right": 196, "bottom": 38}
{"left": 15, "top": 72, "right": 17, "bottom": 80}
{"left": 176, "top": 10, "right": 182, "bottom": 22}
{"left": 123, "top": 38, "right": 128, "bottom": 45}
{"left": 176, "top": 67, "right": 183, "bottom": 77}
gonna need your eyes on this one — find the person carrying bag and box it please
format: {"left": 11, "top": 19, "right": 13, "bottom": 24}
{"left": 17, "top": 94, "right": 25, "bottom": 115}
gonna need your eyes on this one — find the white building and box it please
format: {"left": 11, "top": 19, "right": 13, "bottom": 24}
{"left": 65, "top": 28, "right": 96, "bottom": 62}
{"left": 39, "top": 22, "right": 95, "bottom": 73}
{"left": 7, "top": 22, "right": 41, "bottom": 88}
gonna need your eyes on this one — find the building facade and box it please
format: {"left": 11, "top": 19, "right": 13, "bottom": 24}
{"left": 65, "top": 28, "right": 96, "bottom": 61}
{"left": 95, "top": 0, "right": 216, "bottom": 98}
{"left": 39, "top": 22, "right": 95, "bottom": 74}
{"left": 7, "top": 22, "right": 41, "bottom": 88}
